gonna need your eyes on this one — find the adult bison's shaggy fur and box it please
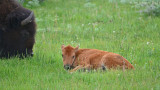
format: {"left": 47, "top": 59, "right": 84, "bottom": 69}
{"left": 0, "top": 0, "right": 36, "bottom": 58}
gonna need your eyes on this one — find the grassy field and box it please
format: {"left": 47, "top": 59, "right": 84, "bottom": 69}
{"left": 0, "top": 0, "right": 160, "bottom": 89}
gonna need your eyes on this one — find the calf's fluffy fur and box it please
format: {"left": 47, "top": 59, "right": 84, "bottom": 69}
{"left": 61, "top": 45, "right": 134, "bottom": 72}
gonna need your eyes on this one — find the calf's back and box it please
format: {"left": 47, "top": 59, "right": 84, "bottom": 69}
{"left": 75, "top": 49, "right": 134, "bottom": 69}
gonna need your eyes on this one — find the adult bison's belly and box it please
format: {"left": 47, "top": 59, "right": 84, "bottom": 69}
{"left": 0, "top": 30, "right": 34, "bottom": 58}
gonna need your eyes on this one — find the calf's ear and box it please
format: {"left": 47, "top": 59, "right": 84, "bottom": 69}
{"left": 75, "top": 45, "right": 79, "bottom": 52}
{"left": 61, "top": 45, "right": 65, "bottom": 50}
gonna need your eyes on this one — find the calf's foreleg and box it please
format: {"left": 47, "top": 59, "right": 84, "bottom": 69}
{"left": 70, "top": 64, "right": 92, "bottom": 73}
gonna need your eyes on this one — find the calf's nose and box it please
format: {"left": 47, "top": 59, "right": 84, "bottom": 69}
{"left": 64, "top": 64, "right": 71, "bottom": 70}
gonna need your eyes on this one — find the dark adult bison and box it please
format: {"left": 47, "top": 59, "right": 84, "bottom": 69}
{"left": 0, "top": 0, "right": 36, "bottom": 58}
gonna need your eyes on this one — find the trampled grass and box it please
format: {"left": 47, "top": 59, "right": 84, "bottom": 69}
{"left": 0, "top": 0, "right": 160, "bottom": 89}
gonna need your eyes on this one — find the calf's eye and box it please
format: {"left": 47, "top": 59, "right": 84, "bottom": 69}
{"left": 62, "top": 54, "right": 63, "bottom": 57}
{"left": 72, "top": 56, "right": 75, "bottom": 59}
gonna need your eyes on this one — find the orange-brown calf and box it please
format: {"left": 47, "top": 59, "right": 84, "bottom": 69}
{"left": 61, "top": 45, "right": 134, "bottom": 72}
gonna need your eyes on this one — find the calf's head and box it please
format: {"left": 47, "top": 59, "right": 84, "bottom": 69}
{"left": 61, "top": 45, "right": 79, "bottom": 70}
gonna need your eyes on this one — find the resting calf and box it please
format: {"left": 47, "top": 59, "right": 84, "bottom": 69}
{"left": 61, "top": 45, "right": 134, "bottom": 72}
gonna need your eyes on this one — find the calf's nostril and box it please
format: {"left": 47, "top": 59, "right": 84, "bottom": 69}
{"left": 64, "top": 65, "right": 71, "bottom": 70}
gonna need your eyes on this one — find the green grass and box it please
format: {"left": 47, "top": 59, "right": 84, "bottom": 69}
{"left": 0, "top": 0, "right": 160, "bottom": 89}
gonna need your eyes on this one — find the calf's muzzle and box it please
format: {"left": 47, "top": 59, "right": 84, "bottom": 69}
{"left": 64, "top": 64, "right": 75, "bottom": 70}
{"left": 64, "top": 64, "right": 71, "bottom": 70}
